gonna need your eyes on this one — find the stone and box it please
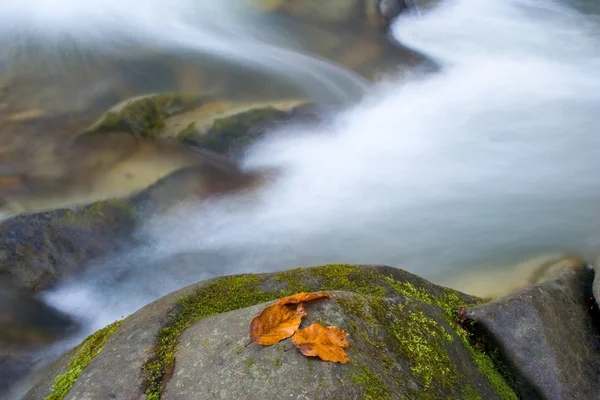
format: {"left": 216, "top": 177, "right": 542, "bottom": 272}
{"left": 467, "top": 262, "right": 600, "bottom": 400}
{"left": 25, "top": 264, "right": 517, "bottom": 400}
{"left": 0, "top": 199, "right": 138, "bottom": 293}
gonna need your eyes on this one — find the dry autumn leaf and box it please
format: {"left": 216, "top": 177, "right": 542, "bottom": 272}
{"left": 291, "top": 323, "right": 351, "bottom": 364}
{"left": 277, "top": 292, "right": 333, "bottom": 305}
{"left": 250, "top": 302, "right": 307, "bottom": 345}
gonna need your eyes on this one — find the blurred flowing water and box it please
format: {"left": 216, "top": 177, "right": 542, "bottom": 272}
{"left": 3, "top": 0, "right": 600, "bottom": 397}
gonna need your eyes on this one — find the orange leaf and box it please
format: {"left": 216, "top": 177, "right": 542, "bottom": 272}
{"left": 291, "top": 323, "right": 351, "bottom": 364}
{"left": 250, "top": 302, "right": 307, "bottom": 345}
{"left": 277, "top": 292, "right": 333, "bottom": 306}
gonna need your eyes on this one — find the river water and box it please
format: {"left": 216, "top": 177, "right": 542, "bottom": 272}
{"left": 4, "top": 0, "right": 600, "bottom": 397}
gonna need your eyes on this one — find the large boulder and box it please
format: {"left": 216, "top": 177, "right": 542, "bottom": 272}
{"left": 25, "top": 264, "right": 517, "bottom": 400}
{"left": 467, "top": 261, "right": 600, "bottom": 400}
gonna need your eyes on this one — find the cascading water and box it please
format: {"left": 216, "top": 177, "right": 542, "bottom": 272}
{"left": 4, "top": 0, "right": 600, "bottom": 398}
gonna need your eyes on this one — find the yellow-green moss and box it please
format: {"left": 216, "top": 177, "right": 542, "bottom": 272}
{"left": 437, "top": 290, "right": 517, "bottom": 399}
{"left": 176, "top": 122, "right": 198, "bottom": 142}
{"left": 45, "top": 320, "right": 123, "bottom": 400}
{"left": 91, "top": 94, "right": 203, "bottom": 138}
{"left": 383, "top": 276, "right": 437, "bottom": 304}
{"left": 336, "top": 275, "right": 516, "bottom": 399}
{"left": 276, "top": 264, "right": 387, "bottom": 297}
{"left": 60, "top": 199, "right": 137, "bottom": 229}
{"left": 461, "top": 384, "right": 484, "bottom": 400}
{"left": 350, "top": 364, "right": 392, "bottom": 400}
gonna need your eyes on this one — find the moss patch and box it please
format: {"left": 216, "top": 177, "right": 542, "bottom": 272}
{"left": 390, "top": 282, "right": 517, "bottom": 399}
{"left": 61, "top": 199, "right": 137, "bottom": 229}
{"left": 274, "top": 264, "right": 387, "bottom": 297}
{"left": 350, "top": 364, "right": 392, "bottom": 400}
{"left": 45, "top": 320, "right": 123, "bottom": 400}
{"left": 338, "top": 294, "right": 457, "bottom": 398}
{"left": 90, "top": 94, "right": 204, "bottom": 138}
{"left": 337, "top": 276, "right": 517, "bottom": 399}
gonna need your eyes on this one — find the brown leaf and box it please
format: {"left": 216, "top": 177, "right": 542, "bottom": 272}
{"left": 291, "top": 323, "right": 351, "bottom": 364}
{"left": 277, "top": 292, "right": 333, "bottom": 305}
{"left": 250, "top": 302, "right": 307, "bottom": 345}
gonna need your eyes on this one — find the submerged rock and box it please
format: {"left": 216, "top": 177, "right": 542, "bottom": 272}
{"left": 0, "top": 199, "right": 138, "bottom": 293}
{"left": 26, "top": 264, "right": 517, "bottom": 400}
{"left": 176, "top": 102, "right": 327, "bottom": 158}
{"left": 85, "top": 93, "right": 207, "bottom": 138}
{"left": 467, "top": 261, "right": 600, "bottom": 400}
{"left": 130, "top": 152, "right": 276, "bottom": 215}
{"left": 86, "top": 93, "right": 312, "bottom": 152}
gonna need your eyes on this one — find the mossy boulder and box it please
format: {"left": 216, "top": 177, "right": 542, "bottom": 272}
{"left": 25, "top": 264, "right": 517, "bottom": 400}
{"left": 84, "top": 92, "right": 313, "bottom": 158}
{"left": 467, "top": 261, "right": 600, "bottom": 400}
{"left": 0, "top": 199, "right": 138, "bottom": 293}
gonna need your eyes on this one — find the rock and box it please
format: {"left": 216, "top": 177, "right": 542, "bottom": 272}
{"left": 0, "top": 130, "right": 246, "bottom": 216}
{"left": 176, "top": 102, "right": 327, "bottom": 158}
{"left": 0, "top": 199, "right": 137, "bottom": 292}
{"left": 252, "top": 0, "right": 437, "bottom": 80}
{"left": 466, "top": 261, "right": 600, "bottom": 400}
{"left": 85, "top": 94, "right": 207, "bottom": 138}
{"left": 85, "top": 93, "right": 311, "bottom": 151}
{"left": 130, "top": 154, "right": 276, "bottom": 216}
{"left": 26, "top": 264, "right": 517, "bottom": 400}
{"left": 255, "top": 0, "right": 407, "bottom": 29}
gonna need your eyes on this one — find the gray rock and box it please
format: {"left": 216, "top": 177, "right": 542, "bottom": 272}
{"left": 467, "top": 262, "right": 600, "bottom": 400}
{"left": 0, "top": 199, "right": 138, "bottom": 293}
{"left": 25, "top": 264, "right": 517, "bottom": 400}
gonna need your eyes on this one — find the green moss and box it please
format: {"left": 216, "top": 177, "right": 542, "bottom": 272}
{"left": 436, "top": 290, "right": 517, "bottom": 400}
{"left": 246, "top": 358, "right": 255, "bottom": 368}
{"left": 311, "top": 264, "right": 387, "bottom": 297}
{"left": 45, "top": 320, "right": 123, "bottom": 400}
{"left": 91, "top": 94, "right": 203, "bottom": 138}
{"left": 350, "top": 364, "right": 392, "bottom": 400}
{"left": 394, "top": 308, "right": 454, "bottom": 387}
{"left": 275, "top": 268, "right": 311, "bottom": 293}
{"left": 275, "top": 264, "right": 387, "bottom": 297}
{"left": 383, "top": 276, "right": 437, "bottom": 305}
{"left": 274, "top": 358, "right": 282, "bottom": 367}
{"left": 59, "top": 199, "right": 137, "bottom": 229}
{"left": 461, "top": 384, "right": 483, "bottom": 400}
{"left": 367, "top": 298, "right": 457, "bottom": 395}
{"left": 176, "top": 122, "right": 198, "bottom": 142}
{"left": 465, "top": 346, "right": 517, "bottom": 400}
